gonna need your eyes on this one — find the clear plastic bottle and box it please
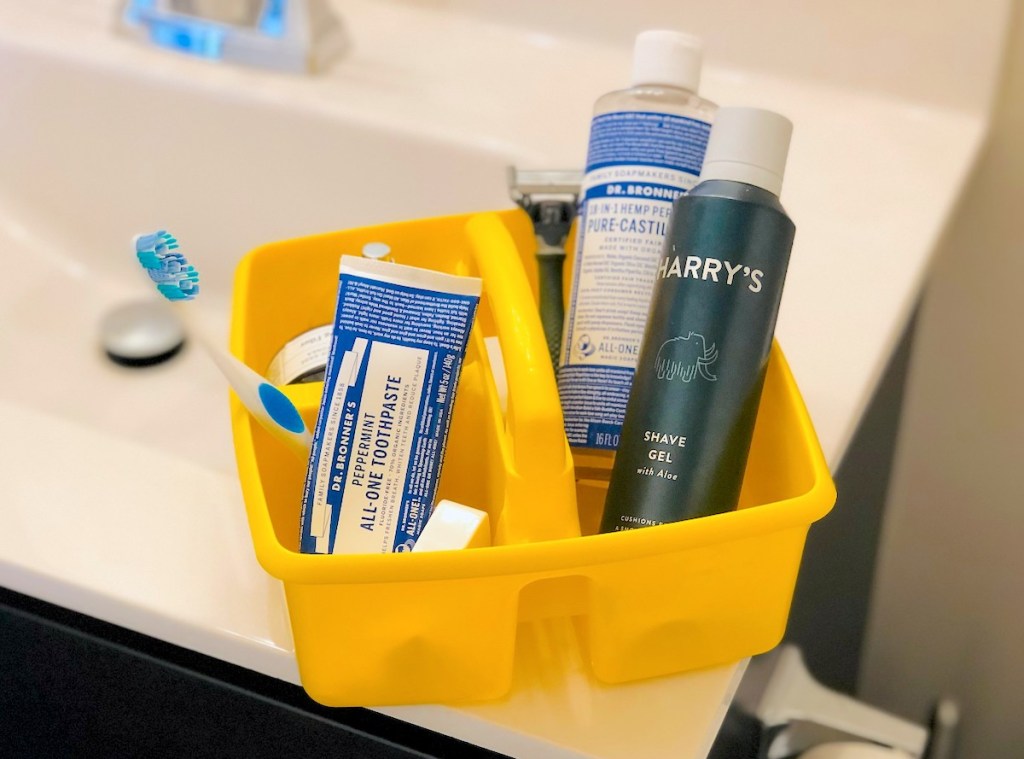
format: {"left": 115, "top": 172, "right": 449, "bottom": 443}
{"left": 558, "top": 30, "right": 717, "bottom": 455}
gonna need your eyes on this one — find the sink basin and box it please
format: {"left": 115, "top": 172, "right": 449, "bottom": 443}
{"left": 0, "top": 34, "right": 520, "bottom": 474}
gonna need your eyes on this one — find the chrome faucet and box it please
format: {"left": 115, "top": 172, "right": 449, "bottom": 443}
{"left": 118, "top": 0, "right": 348, "bottom": 73}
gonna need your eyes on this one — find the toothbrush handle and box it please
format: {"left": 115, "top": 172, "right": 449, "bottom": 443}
{"left": 535, "top": 246, "right": 566, "bottom": 368}
{"left": 210, "top": 346, "right": 313, "bottom": 459}
{"left": 177, "top": 305, "right": 312, "bottom": 459}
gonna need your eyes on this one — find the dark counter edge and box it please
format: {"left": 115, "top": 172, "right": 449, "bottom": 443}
{"left": 0, "top": 585, "right": 510, "bottom": 759}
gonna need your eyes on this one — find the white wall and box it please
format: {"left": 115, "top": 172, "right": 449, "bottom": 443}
{"left": 860, "top": 2, "right": 1024, "bottom": 756}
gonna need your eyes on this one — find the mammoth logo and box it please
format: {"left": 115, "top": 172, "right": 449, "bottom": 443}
{"left": 655, "top": 332, "right": 719, "bottom": 382}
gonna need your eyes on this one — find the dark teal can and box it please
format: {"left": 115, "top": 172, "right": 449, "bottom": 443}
{"left": 600, "top": 165, "right": 796, "bottom": 531}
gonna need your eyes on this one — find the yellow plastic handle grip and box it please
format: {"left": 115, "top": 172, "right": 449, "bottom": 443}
{"left": 464, "top": 213, "right": 567, "bottom": 479}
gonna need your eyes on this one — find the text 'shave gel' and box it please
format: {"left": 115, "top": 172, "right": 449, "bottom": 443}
{"left": 602, "top": 108, "right": 796, "bottom": 531}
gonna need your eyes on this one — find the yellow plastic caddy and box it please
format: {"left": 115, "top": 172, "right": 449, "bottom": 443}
{"left": 230, "top": 209, "right": 836, "bottom": 707}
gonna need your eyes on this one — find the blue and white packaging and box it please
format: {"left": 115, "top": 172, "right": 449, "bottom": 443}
{"left": 558, "top": 110, "right": 712, "bottom": 450}
{"left": 557, "top": 29, "right": 715, "bottom": 451}
{"left": 299, "top": 257, "right": 481, "bottom": 555}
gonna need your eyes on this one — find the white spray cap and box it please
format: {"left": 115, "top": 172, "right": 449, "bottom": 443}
{"left": 699, "top": 107, "right": 793, "bottom": 196}
{"left": 630, "top": 30, "right": 703, "bottom": 91}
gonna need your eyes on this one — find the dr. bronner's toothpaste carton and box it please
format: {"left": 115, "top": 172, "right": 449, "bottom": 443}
{"left": 299, "top": 257, "right": 481, "bottom": 554}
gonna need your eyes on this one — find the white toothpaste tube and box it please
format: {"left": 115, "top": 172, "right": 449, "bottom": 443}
{"left": 299, "top": 256, "right": 481, "bottom": 554}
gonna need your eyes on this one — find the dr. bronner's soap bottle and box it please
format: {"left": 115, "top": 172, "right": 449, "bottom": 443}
{"left": 559, "top": 30, "right": 716, "bottom": 454}
{"left": 601, "top": 108, "right": 795, "bottom": 532}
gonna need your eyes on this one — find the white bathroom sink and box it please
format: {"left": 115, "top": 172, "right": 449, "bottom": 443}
{"left": 0, "top": 2, "right": 1000, "bottom": 757}
{"left": 0, "top": 32, "right": 521, "bottom": 474}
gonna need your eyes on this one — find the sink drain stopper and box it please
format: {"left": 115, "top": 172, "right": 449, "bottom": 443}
{"left": 101, "top": 300, "right": 185, "bottom": 367}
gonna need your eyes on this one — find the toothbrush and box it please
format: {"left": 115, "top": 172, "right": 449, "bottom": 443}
{"left": 134, "top": 231, "right": 312, "bottom": 459}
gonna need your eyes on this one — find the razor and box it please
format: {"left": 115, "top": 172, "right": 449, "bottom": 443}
{"left": 507, "top": 167, "right": 583, "bottom": 369}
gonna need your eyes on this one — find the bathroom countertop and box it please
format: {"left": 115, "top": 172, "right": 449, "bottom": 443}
{"left": 0, "top": 0, "right": 1008, "bottom": 757}
{"left": 0, "top": 397, "right": 746, "bottom": 759}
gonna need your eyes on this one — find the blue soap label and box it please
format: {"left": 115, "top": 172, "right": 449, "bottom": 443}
{"left": 559, "top": 110, "right": 712, "bottom": 449}
{"left": 299, "top": 260, "right": 480, "bottom": 554}
{"left": 584, "top": 110, "right": 711, "bottom": 174}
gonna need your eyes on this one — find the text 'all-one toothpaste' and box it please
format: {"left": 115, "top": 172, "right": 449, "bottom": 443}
{"left": 299, "top": 256, "right": 481, "bottom": 554}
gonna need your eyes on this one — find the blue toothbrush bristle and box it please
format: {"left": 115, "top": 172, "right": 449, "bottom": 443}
{"left": 135, "top": 230, "right": 199, "bottom": 300}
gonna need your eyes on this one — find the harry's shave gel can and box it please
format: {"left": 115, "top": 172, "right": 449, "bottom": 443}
{"left": 601, "top": 108, "right": 796, "bottom": 531}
